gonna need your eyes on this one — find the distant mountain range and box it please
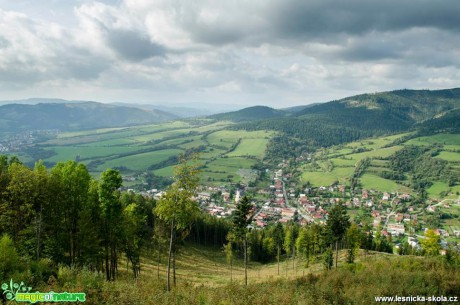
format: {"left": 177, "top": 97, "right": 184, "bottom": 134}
{"left": 213, "top": 88, "right": 460, "bottom": 126}
{"left": 0, "top": 101, "right": 178, "bottom": 132}
{"left": 0, "top": 98, "right": 244, "bottom": 120}
{"left": 1, "top": 88, "right": 459, "bottom": 134}
{"left": 213, "top": 88, "right": 460, "bottom": 160}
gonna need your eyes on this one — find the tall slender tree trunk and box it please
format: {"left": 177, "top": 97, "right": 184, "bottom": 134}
{"left": 335, "top": 240, "right": 339, "bottom": 269}
{"left": 277, "top": 246, "right": 280, "bottom": 276}
{"left": 105, "top": 245, "right": 110, "bottom": 281}
{"left": 292, "top": 246, "right": 296, "bottom": 275}
{"left": 285, "top": 257, "right": 288, "bottom": 277}
{"left": 244, "top": 235, "right": 248, "bottom": 286}
{"left": 35, "top": 208, "right": 42, "bottom": 260}
{"left": 167, "top": 219, "right": 175, "bottom": 291}
{"left": 173, "top": 248, "right": 176, "bottom": 287}
{"left": 157, "top": 247, "right": 161, "bottom": 280}
{"left": 230, "top": 259, "right": 233, "bottom": 283}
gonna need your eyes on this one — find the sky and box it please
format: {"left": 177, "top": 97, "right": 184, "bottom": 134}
{"left": 0, "top": 0, "right": 459, "bottom": 108}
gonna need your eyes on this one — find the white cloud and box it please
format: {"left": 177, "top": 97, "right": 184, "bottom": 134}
{"left": 0, "top": 0, "right": 459, "bottom": 106}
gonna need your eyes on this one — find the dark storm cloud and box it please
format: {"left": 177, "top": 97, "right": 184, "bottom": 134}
{"left": 61, "top": 51, "right": 112, "bottom": 80}
{"left": 0, "top": 0, "right": 459, "bottom": 105}
{"left": 106, "top": 28, "right": 166, "bottom": 61}
{"left": 267, "top": 0, "right": 460, "bottom": 40}
{"left": 178, "top": 0, "right": 460, "bottom": 47}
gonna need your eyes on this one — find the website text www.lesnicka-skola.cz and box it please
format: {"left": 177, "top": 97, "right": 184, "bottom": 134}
{"left": 375, "top": 295, "right": 458, "bottom": 302}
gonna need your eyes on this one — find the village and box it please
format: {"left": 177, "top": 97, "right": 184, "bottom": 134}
{"left": 0, "top": 129, "right": 59, "bottom": 152}
{"left": 127, "top": 162, "right": 460, "bottom": 254}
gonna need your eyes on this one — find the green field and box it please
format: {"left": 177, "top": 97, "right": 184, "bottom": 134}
{"left": 360, "top": 173, "right": 409, "bottom": 193}
{"left": 227, "top": 138, "right": 269, "bottom": 157}
{"left": 98, "top": 149, "right": 183, "bottom": 171}
{"left": 44, "top": 146, "right": 141, "bottom": 163}
{"left": 347, "top": 146, "right": 403, "bottom": 161}
{"left": 15, "top": 119, "right": 273, "bottom": 187}
{"left": 427, "top": 181, "right": 451, "bottom": 198}
{"left": 302, "top": 171, "right": 339, "bottom": 186}
{"left": 405, "top": 133, "right": 460, "bottom": 146}
{"left": 299, "top": 131, "right": 459, "bottom": 197}
{"left": 330, "top": 158, "right": 356, "bottom": 167}
{"left": 435, "top": 151, "right": 460, "bottom": 162}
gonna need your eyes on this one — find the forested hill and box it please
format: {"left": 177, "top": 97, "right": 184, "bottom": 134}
{"left": 233, "top": 88, "right": 460, "bottom": 160}
{"left": 209, "top": 106, "right": 287, "bottom": 122}
{"left": 296, "top": 88, "right": 460, "bottom": 123}
{"left": 0, "top": 102, "right": 178, "bottom": 132}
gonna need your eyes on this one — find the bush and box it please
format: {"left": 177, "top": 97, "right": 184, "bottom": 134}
{"left": 0, "top": 234, "right": 22, "bottom": 281}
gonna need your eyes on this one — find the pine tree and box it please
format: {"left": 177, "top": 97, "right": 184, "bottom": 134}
{"left": 230, "top": 195, "right": 253, "bottom": 286}
{"left": 325, "top": 203, "right": 350, "bottom": 269}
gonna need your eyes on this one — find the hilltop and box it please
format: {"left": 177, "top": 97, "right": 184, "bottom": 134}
{"left": 233, "top": 88, "right": 460, "bottom": 161}
{"left": 0, "top": 101, "right": 178, "bottom": 132}
{"left": 210, "top": 105, "right": 287, "bottom": 122}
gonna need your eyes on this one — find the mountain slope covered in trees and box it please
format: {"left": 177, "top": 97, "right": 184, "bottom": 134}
{"left": 210, "top": 106, "right": 287, "bottom": 122}
{"left": 233, "top": 88, "right": 460, "bottom": 161}
{"left": 0, "top": 102, "right": 178, "bottom": 132}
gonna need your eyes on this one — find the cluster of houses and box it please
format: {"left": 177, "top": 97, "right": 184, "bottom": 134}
{"left": 0, "top": 129, "right": 58, "bottom": 152}
{"left": 128, "top": 164, "right": 460, "bottom": 254}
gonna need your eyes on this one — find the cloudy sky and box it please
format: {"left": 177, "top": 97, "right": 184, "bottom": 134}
{"left": 0, "top": 0, "right": 459, "bottom": 107}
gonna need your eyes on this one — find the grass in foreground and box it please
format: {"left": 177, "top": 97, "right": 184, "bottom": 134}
{"left": 36, "top": 246, "right": 460, "bottom": 305}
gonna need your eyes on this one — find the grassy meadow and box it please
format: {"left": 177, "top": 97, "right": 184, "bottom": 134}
{"left": 19, "top": 119, "right": 275, "bottom": 186}
{"left": 300, "top": 132, "right": 459, "bottom": 199}
{"left": 30, "top": 243, "right": 460, "bottom": 305}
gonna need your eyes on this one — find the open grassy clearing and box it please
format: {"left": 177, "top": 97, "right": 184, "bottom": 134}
{"left": 360, "top": 173, "right": 410, "bottom": 193}
{"left": 210, "top": 157, "right": 256, "bottom": 169}
{"left": 405, "top": 133, "right": 460, "bottom": 146}
{"left": 227, "top": 138, "right": 269, "bottom": 158}
{"left": 343, "top": 133, "right": 412, "bottom": 150}
{"left": 202, "top": 164, "right": 242, "bottom": 173}
{"left": 80, "top": 137, "right": 141, "bottom": 147}
{"left": 206, "top": 130, "right": 242, "bottom": 147}
{"left": 130, "top": 128, "right": 198, "bottom": 143}
{"left": 435, "top": 151, "right": 460, "bottom": 162}
{"left": 366, "top": 166, "right": 386, "bottom": 174}
{"left": 138, "top": 243, "right": 375, "bottom": 286}
{"left": 330, "top": 158, "right": 356, "bottom": 167}
{"left": 176, "top": 136, "right": 207, "bottom": 149}
{"left": 347, "top": 146, "right": 403, "bottom": 161}
{"left": 301, "top": 171, "right": 339, "bottom": 186}
{"left": 200, "top": 149, "right": 227, "bottom": 160}
{"left": 427, "top": 181, "right": 451, "bottom": 198}
{"left": 370, "top": 159, "right": 389, "bottom": 167}
{"left": 331, "top": 167, "right": 355, "bottom": 178}
{"left": 97, "top": 149, "right": 183, "bottom": 171}
{"left": 301, "top": 166, "right": 355, "bottom": 186}
{"left": 153, "top": 166, "right": 175, "bottom": 177}
{"left": 43, "top": 146, "right": 141, "bottom": 163}
{"left": 56, "top": 127, "right": 129, "bottom": 139}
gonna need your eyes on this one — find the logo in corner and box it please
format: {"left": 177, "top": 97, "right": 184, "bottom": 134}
{"left": 1, "top": 279, "right": 85, "bottom": 303}
{"left": 2, "top": 279, "right": 32, "bottom": 301}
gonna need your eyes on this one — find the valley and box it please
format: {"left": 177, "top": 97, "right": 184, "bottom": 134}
{"left": 1, "top": 88, "right": 459, "bottom": 305}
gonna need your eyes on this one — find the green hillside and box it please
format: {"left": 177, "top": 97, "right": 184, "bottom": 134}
{"left": 14, "top": 119, "right": 275, "bottom": 188}
{"left": 3, "top": 88, "right": 459, "bottom": 192}
{"left": 210, "top": 106, "right": 287, "bottom": 122}
{"left": 299, "top": 131, "right": 460, "bottom": 199}
{"left": 16, "top": 245, "right": 460, "bottom": 305}
{"left": 236, "top": 88, "right": 460, "bottom": 161}
{"left": 0, "top": 101, "right": 178, "bottom": 132}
